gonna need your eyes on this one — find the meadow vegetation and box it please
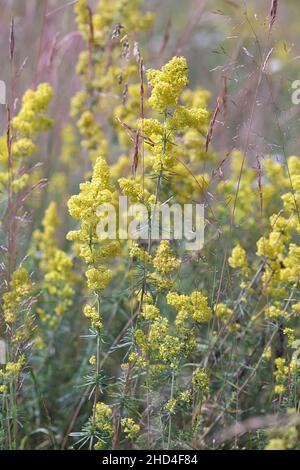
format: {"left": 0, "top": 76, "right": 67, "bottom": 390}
{"left": 0, "top": 0, "right": 300, "bottom": 450}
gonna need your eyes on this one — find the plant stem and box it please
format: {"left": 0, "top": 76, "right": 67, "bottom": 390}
{"left": 167, "top": 372, "right": 175, "bottom": 450}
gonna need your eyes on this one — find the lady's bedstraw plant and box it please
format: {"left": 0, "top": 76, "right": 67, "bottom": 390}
{"left": 67, "top": 157, "right": 120, "bottom": 449}
{"left": 65, "top": 54, "right": 213, "bottom": 449}
{"left": 0, "top": 83, "right": 53, "bottom": 449}
{"left": 117, "top": 57, "right": 212, "bottom": 448}
{"left": 71, "top": 0, "right": 154, "bottom": 164}
{"left": 32, "top": 202, "right": 75, "bottom": 344}
{"left": 223, "top": 154, "right": 300, "bottom": 448}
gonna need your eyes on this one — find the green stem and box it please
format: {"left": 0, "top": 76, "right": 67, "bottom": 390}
{"left": 167, "top": 372, "right": 175, "bottom": 450}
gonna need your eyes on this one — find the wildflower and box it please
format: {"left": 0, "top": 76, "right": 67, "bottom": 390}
{"left": 89, "top": 356, "right": 96, "bottom": 366}
{"left": 192, "top": 368, "right": 209, "bottom": 394}
{"left": 85, "top": 268, "right": 112, "bottom": 292}
{"left": 0, "top": 385, "right": 7, "bottom": 394}
{"left": 13, "top": 83, "right": 53, "bottom": 140}
{"left": 2, "top": 356, "right": 25, "bottom": 378}
{"left": 215, "top": 303, "right": 232, "bottom": 321}
{"left": 167, "top": 105, "right": 208, "bottom": 131}
{"left": 190, "top": 291, "right": 212, "bottom": 323}
{"left": 228, "top": 244, "right": 248, "bottom": 274}
{"left": 119, "top": 178, "right": 153, "bottom": 207}
{"left": 147, "top": 56, "right": 188, "bottom": 113}
{"left": 165, "top": 398, "right": 177, "bottom": 414}
{"left": 93, "top": 402, "right": 113, "bottom": 449}
{"left": 274, "top": 384, "right": 286, "bottom": 395}
{"left": 33, "top": 202, "right": 74, "bottom": 327}
{"left": 130, "top": 243, "right": 152, "bottom": 265}
{"left": 273, "top": 357, "right": 289, "bottom": 395}
{"left": 262, "top": 347, "right": 272, "bottom": 360}
{"left": 12, "top": 138, "right": 36, "bottom": 157}
{"left": 179, "top": 390, "right": 192, "bottom": 404}
{"left": 153, "top": 240, "right": 180, "bottom": 275}
{"left": 292, "top": 302, "right": 300, "bottom": 315}
{"left": 121, "top": 418, "right": 140, "bottom": 440}
{"left": 265, "top": 305, "right": 287, "bottom": 320}
{"left": 141, "top": 304, "right": 160, "bottom": 321}
{"left": 3, "top": 267, "right": 33, "bottom": 324}
{"left": 67, "top": 157, "right": 117, "bottom": 297}
{"left": 167, "top": 290, "right": 212, "bottom": 326}
{"left": 283, "top": 328, "right": 295, "bottom": 347}
{"left": 280, "top": 244, "right": 300, "bottom": 283}
{"left": 83, "top": 305, "right": 103, "bottom": 330}
{"left": 265, "top": 438, "right": 285, "bottom": 450}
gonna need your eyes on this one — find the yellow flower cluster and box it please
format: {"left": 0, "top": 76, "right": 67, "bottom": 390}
{"left": 164, "top": 388, "right": 192, "bottom": 414}
{"left": 2, "top": 267, "right": 32, "bottom": 324}
{"left": 167, "top": 290, "right": 212, "bottom": 327}
{"left": 165, "top": 397, "right": 177, "bottom": 414}
{"left": 250, "top": 156, "right": 300, "bottom": 297}
{"left": 121, "top": 418, "right": 140, "bottom": 440}
{"left": 0, "top": 355, "right": 25, "bottom": 394}
{"left": 130, "top": 243, "right": 152, "bottom": 265}
{"left": 153, "top": 240, "right": 180, "bottom": 275}
{"left": 283, "top": 327, "right": 295, "bottom": 347}
{"left": 13, "top": 83, "right": 53, "bottom": 143}
{"left": 67, "top": 157, "right": 118, "bottom": 292}
{"left": 273, "top": 357, "right": 289, "bottom": 395}
{"left": 85, "top": 268, "right": 113, "bottom": 292}
{"left": 83, "top": 304, "right": 103, "bottom": 330}
{"left": 265, "top": 410, "right": 299, "bottom": 450}
{"left": 150, "top": 241, "right": 181, "bottom": 289}
{"left": 140, "top": 57, "right": 210, "bottom": 174}
{"left": 147, "top": 57, "right": 188, "bottom": 113}
{"left": 141, "top": 303, "right": 160, "bottom": 321}
{"left": 75, "top": 0, "right": 153, "bottom": 48}
{"left": 0, "top": 83, "right": 53, "bottom": 196}
{"left": 77, "top": 111, "right": 108, "bottom": 163}
{"left": 265, "top": 438, "right": 286, "bottom": 450}
{"left": 2, "top": 356, "right": 25, "bottom": 378}
{"left": 93, "top": 402, "right": 114, "bottom": 449}
{"left": 119, "top": 177, "right": 154, "bottom": 208}
{"left": 60, "top": 124, "right": 78, "bottom": 166}
{"left": 192, "top": 368, "right": 210, "bottom": 393}
{"left": 72, "top": 0, "right": 154, "bottom": 163}
{"left": 33, "top": 202, "right": 74, "bottom": 327}
{"left": 215, "top": 303, "right": 240, "bottom": 332}
{"left": 228, "top": 244, "right": 249, "bottom": 275}
{"left": 132, "top": 311, "right": 197, "bottom": 371}
{"left": 264, "top": 304, "right": 286, "bottom": 321}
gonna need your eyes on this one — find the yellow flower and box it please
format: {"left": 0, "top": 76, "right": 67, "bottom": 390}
{"left": 147, "top": 56, "right": 188, "bottom": 113}
{"left": 265, "top": 438, "right": 285, "bottom": 450}
{"left": 167, "top": 290, "right": 212, "bottom": 326}
{"left": 3, "top": 267, "right": 32, "bottom": 324}
{"left": 93, "top": 402, "right": 113, "bottom": 449}
{"left": 153, "top": 240, "right": 180, "bottom": 275}
{"left": 141, "top": 304, "right": 160, "bottom": 321}
{"left": 274, "top": 384, "right": 286, "bottom": 395}
{"left": 229, "top": 244, "right": 248, "bottom": 273}
{"left": 4, "top": 355, "right": 25, "bottom": 378}
{"left": 13, "top": 83, "right": 53, "bottom": 138}
{"left": 83, "top": 304, "right": 103, "bottom": 330}
{"left": 165, "top": 398, "right": 177, "bottom": 414}
{"left": 85, "top": 267, "right": 112, "bottom": 292}
{"left": 192, "top": 368, "right": 209, "bottom": 393}
{"left": 33, "top": 202, "right": 75, "bottom": 328}
{"left": 121, "top": 418, "right": 140, "bottom": 440}
{"left": 89, "top": 355, "right": 96, "bottom": 366}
